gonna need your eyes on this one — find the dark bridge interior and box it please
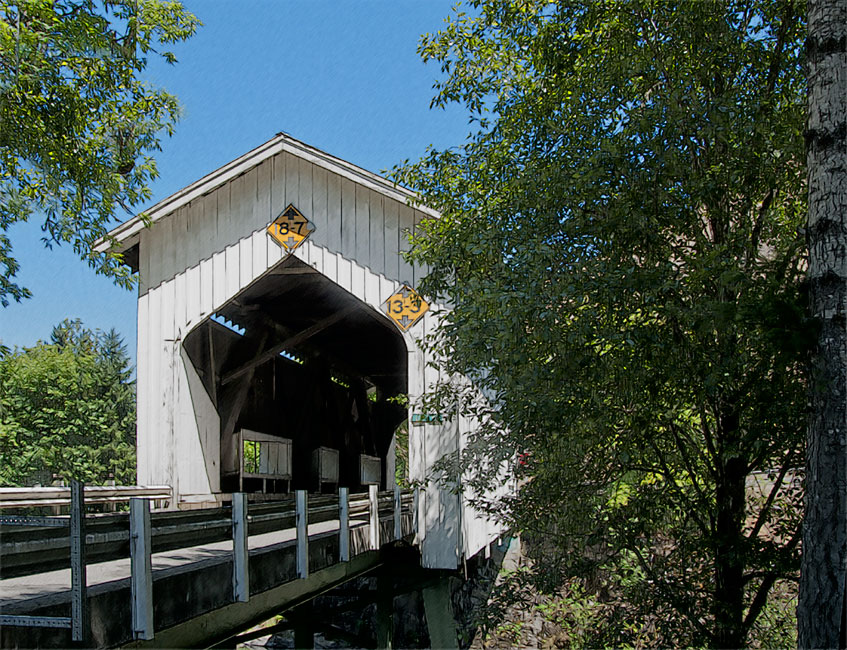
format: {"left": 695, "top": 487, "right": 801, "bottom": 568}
{"left": 183, "top": 256, "right": 408, "bottom": 494}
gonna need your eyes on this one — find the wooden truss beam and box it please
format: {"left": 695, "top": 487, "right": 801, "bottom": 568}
{"left": 220, "top": 331, "right": 270, "bottom": 442}
{"left": 220, "top": 305, "right": 359, "bottom": 387}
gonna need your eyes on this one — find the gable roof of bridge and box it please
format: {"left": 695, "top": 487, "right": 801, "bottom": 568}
{"left": 97, "top": 131, "right": 439, "bottom": 255}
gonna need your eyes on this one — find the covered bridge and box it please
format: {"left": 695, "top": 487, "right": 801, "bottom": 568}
{"left": 100, "top": 133, "right": 503, "bottom": 569}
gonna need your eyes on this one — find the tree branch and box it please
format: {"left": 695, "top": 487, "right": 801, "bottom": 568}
{"left": 742, "top": 524, "right": 801, "bottom": 632}
{"left": 648, "top": 439, "right": 711, "bottom": 537}
{"left": 747, "top": 449, "right": 799, "bottom": 542}
{"left": 631, "top": 545, "right": 715, "bottom": 644}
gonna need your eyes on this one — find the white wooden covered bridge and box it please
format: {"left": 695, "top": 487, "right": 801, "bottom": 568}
{"left": 99, "top": 133, "right": 503, "bottom": 571}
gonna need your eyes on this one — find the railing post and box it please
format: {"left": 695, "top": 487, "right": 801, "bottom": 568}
{"left": 369, "top": 484, "right": 379, "bottom": 550}
{"left": 105, "top": 473, "right": 116, "bottom": 512}
{"left": 339, "top": 487, "right": 349, "bottom": 562}
{"left": 232, "top": 493, "right": 249, "bottom": 602}
{"left": 296, "top": 490, "right": 308, "bottom": 578}
{"left": 70, "top": 480, "right": 88, "bottom": 644}
{"left": 130, "top": 497, "right": 154, "bottom": 640}
{"left": 394, "top": 484, "right": 402, "bottom": 541}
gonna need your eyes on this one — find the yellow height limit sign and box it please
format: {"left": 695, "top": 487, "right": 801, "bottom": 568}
{"left": 267, "top": 204, "right": 315, "bottom": 252}
{"left": 381, "top": 285, "right": 429, "bottom": 332}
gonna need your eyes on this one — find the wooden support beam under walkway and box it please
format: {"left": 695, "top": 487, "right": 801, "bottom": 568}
{"left": 128, "top": 548, "right": 385, "bottom": 649}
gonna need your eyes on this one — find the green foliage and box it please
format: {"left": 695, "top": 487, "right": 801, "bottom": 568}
{"left": 0, "top": 318, "right": 136, "bottom": 485}
{"left": 242, "top": 439, "right": 259, "bottom": 474}
{"left": 480, "top": 563, "right": 797, "bottom": 649}
{"left": 747, "top": 579, "right": 797, "bottom": 649}
{"left": 396, "top": 1, "right": 808, "bottom": 646}
{"left": 0, "top": 0, "right": 199, "bottom": 306}
{"left": 395, "top": 419, "right": 409, "bottom": 487}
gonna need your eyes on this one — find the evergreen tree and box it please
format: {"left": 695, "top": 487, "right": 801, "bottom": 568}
{"left": 0, "top": 319, "right": 136, "bottom": 485}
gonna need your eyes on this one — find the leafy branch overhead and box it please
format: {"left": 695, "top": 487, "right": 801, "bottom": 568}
{"left": 395, "top": 1, "right": 808, "bottom": 647}
{"left": 0, "top": 0, "right": 199, "bottom": 306}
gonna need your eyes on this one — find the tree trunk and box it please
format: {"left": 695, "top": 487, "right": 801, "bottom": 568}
{"left": 798, "top": 0, "right": 847, "bottom": 647}
{"left": 714, "top": 453, "right": 747, "bottom": 649}
{"left": 714, "top": 407, "right": 747, "bottom": 649}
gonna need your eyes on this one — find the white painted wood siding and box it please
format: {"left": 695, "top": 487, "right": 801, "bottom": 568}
{"left": 135, "top": 147, "right": 501, "bottom": 566}
{"left": 137, "top": 151, "right": 418, "bottom": 499}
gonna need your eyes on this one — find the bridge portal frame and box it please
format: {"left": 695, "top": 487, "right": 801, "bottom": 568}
{"left": 101, "top": 132, "right": 503, "bottom": 569}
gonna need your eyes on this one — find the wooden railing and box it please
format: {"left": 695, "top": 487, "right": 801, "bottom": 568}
{"left": 0, "top": 484, "right": 172, "bottom": 509}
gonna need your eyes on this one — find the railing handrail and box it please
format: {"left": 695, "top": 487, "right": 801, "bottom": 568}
{"left": 0, "top": 485, "right": 171, "bottom": 502}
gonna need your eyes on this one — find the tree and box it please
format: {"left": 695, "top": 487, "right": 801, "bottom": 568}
{"left": 0, "top": 0, "right": 199, "bottom": 306}
{"left": 395, "top": 1, "right": 809, "bottom": 646}
{"left": 0, "top": 318, "right": 136, "bottom": 485}
{"left": 797, "top": 0, "right": 847, "bottom": 646}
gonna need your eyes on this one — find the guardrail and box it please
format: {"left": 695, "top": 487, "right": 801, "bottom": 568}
{"left": 0, "top": 483, "right": 416, "bottom": 644}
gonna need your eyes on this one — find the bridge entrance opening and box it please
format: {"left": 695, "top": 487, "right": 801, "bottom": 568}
{"left": 182, "top": 256, "right": 408, "bottom": 495}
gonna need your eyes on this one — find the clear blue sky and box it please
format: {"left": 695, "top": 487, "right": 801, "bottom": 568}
{"left": 0, "top": 1, "right": 470, "bottom": 364}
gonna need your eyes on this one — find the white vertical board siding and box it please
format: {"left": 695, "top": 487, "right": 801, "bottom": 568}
{"left": 146, "top": 200, "right": 165, "bottom": 289}
{"left": 406, "top": 330, "right": 426, "bottom": 547}
{"left": 161, "top": 204, "right": 180, "bottom": 286}
{"left": 267, "top": 154, "right": 286, "bottom": 269}
{"left": 298, "top": 156, "right": 313, "bottom": 218}
{"left": 141, "top": 283, "right": 162, "bottom": 486}
{"left": 354, "top": 185, "right": 370, "bottom": 267}
{"left": 368, "top": 194, "right": 385, "bottom": 277}
{"left": 143, "top": 216, "right": 168, "bottom": 489}
{"left": 222, "top": 183, "right": 241, "bottom": 302}
{"left": 159, "top": 278, "right": 177, "bottom": 498}
{"left": 135, "top": 291, "right": 151, "bottom": 485}
{"left": 412, "top": 210, "right": 431, "bottom": 287}
{"left": 185, "top": 201, "right": 203, "bottom": 330}
{"left": 351, "top": 261, "right": 365, "bottom": 303}
{"left": 252, "top": 160, "right": 272, "bottom": 280}
{"left": 405, "top": 305, "right": 501, "bottom": 569}
{"left": 177, "top": 347, "right": 220, "bottom": 495}
{"left": 363, "top": 269, "right": 380, "bottom": 318}
{"left": 322, "top": 249, "right": 339, "bottom": 285}
{"left": 212, "top": 187, "right": 228, "bottom": 310}
{"left": 326, "top": 170, "right": 342, "bottom": 255}
{"left": 337, "top": 257, "right": 353, "bottom": 294}
{"left": 284, "top": 152, "right": 299, "bottom": 212}
{"left": 384, "top": 199, "right": 400, "bottom": 282}
{"left": 136, "top": 227, "right": 152, "bottom": 486}
{"left": 199, "top": 194, "right": 216, "bottom": 319}
{"left": 236, "top": 169, "right": 257, "bottom": 287}
{"left": 457, "top": 391, "right": 507, "bottom": 560}
{"left": 310, "top": 166, "right": 327, "bottom": 269}
{"left": 323, "top": 172, "right": 341, "bottom": 282}
{"left": 398, "top": 204, "right": 415, "bottom": 286}
{"left": 340, "top": 178, "right": 356, "bottom": 250}
{"left": 423, "top": 311, "right": 461, "bottom": 569}
{"left": 172, "top": 206, "right": 189, "bottom": 334}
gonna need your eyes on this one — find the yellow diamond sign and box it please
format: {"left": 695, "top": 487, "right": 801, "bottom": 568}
{"left": 381, "top": 285, "right": 429, "bottom": 332}
{"left": 267, "top": 204, "right": 314, "bottom": 252}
